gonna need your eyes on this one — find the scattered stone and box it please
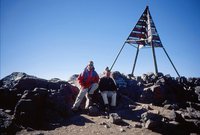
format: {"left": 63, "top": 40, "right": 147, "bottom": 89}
{"left": 126, "top": 124, "right": 132, "bottom": 129}
{"left": 141, "top": 112, "right": 162, "bottom": 123}
{"left": 119, "top": 126, "right": 125, "bottom": 132}
{"left": 144, "top": 119, "right": 159, "bottom": 129}
{"left": 112, "top": 71, "right": 127, "bottom": 88}
{"left": 140, "top": 88, "right": 154, "bottom": 103}
{"left": 133, "top": 123, "right": 142, "bottom": 128}
{"left": 129, "top": 104, "right": 136, "bottom": 109}
{"left": 168, "top": 110, "right": 185, "bottom": 123}
{"left": 186, "top": 107, "right": 200, "bottom": 119}
{"left": 88, "top": 105, "right": 100, "bottom": 116}
{"left": 104, "top": 124, "right": 110, "bottom": 128}
{"left": 168, "top": 121, "right": 180, "bottom": 126}
{"left": 26, "top": 127, "right": 34, "bottom": 131}
{"left": 1, "top": 72, "right": 200, "bottom": 133}
{"left": 0, "top": 110, "right": 13, "bottom": 130}
{"left": 120, "top": 128, "right": 125, "bottom": 132}
{"left": 150, "top": 109, "right": 160, "bottom": 115}
{"left": 161, "top": 117, "right": 168, "bottom": 123}
{"left": 99, "top": 121, "right": 109, "bottom": 128}
{"left": 141, "top": 104, "right": 152, "bottom": 110}
{"left": 100, "top": 115, "right": 109, "bottom": 119}
{"left": 99, "top": 122, "right": 107, "bottom": 125}
{"left": 4, "top": 110, "right": 12, "bottom": 114}
{"left": 164, "top": 104, "right": 179, "bottom": 110}
{"left": 109, "top": 113, "right": 122, "bottom": 124}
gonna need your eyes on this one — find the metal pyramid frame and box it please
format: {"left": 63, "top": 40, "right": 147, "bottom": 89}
{"left": 110, "top": 6, "right": 180, "bottom": 77}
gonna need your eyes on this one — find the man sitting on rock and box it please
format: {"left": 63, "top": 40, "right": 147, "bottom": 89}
{"left": 72, "top": 61, "right": 99, "bottom": 111}
{"left": 99, "top": 67, "right": 117, "bottom": 111}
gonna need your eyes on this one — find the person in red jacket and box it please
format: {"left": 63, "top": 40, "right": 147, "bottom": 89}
{"left": 72, "top": 61, "right": 99, "bottom": 111}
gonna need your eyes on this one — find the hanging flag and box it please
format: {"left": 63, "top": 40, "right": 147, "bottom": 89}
{"left": 125, "top": 6, "right": 163, "bottom": 48}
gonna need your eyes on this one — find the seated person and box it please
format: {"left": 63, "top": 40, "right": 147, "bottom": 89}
{"left": 72, "top": 61, "right": 99, "bottom": 111}
{"left": 99, "top": 67, "right": 117, "bottom": 111}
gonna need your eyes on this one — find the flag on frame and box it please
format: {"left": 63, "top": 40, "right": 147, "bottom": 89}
{"left": 125, "top": 6, "right": 163, "bottom": 48}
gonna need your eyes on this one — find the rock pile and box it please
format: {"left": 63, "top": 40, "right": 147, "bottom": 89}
{"left": 1, "top": 71, "right": 200, "bottom": 134}
{"left": 111, "top": 71, "right": 200, "bottom": 133}
{"left": 111, "top": 71, "right": 200, "bottom": 106}
{"left": 0, "top": 72, "right": 79, "bottom": 133}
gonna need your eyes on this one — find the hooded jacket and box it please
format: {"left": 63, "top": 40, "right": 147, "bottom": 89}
{"left": 77, "top": 67, "right": 99, "bottom": 89}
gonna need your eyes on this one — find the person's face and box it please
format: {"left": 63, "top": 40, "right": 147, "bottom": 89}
{"left": 105, "top": 71, "right": 111, "bottom": 77}
{"left": 87, "top": 65, "right": 93, "bottom": 71}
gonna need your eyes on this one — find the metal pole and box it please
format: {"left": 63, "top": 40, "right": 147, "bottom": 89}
{"left": 131, "top": 45, "right": 140, "bottom": 76}
{"left": 151, "top": 41, "right": 158, "bottom": 76}
{"left": 146, "top": 7, "right": 158, "bottom": 76}
{"left": 162, "top": 47, "right": 180, "bottom": 77}
{"left": 110, "top": 42, "right": 126, "bottom": 71}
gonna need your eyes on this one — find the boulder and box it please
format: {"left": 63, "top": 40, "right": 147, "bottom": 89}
{"left": 0, "top": 88, "right": 21, "bottom": 110}
{"left": 164, "top": 104, "right": 179, "bottom": 110}
{"left": 144, "top": 119, "right": 160, "bottom": 129}
{"left": 139, "top": 88, "right": 154, "bottom": 103}
{"left": 118, "top": 81, "right": 142, "bottom": 101}
{"left": 88, "top": 105, "right": 100, "bottom": 116}
{"left": 13, "top": 77, "right": 48, "bottom": 91}
{"left": 14, "top": 99, "right": 39, "bottom": 128}
{"left": 176, "top": 76, "right": 187, "bottom": 85}
{"left": 195, "top": 86, "right": 200, "bottom": 101}
{"left": 109, "top": 113, "right": 122, "bottom": 124}
{"left": 186, "top": 107, "right": 200, "bottom": 119}
{"left": 0, "top": 79, "right": 3, "bottom": 87}
{"left": 168, "top": 110, "right": 185, "bottom": 123}
{"left": 68, "top": 74, "right": 79, "bottom": 86}
{"left": 1, "top": 71, "right": 200, "bottom": 132}
{"left": 0, "top": 109, "right": 20, "bottom": 134}
{"left": 141, "top": 112, "right": 163, "bottom": 129}
{"left": 164, "top": 78, "right": 186, "bottom": 103}
{"left": 141, "top": 74, "right": 148, "bottom": 83}
{"left": 187, "top": 78, "right": 196, "bottom": 87}
{"left": 13, "top": 88, "right": 48, "bottom": 128}
{"left": 47, "top": 82, "right": 60, "bottom": 90}
{"left": 47, "top": 90, "right": 71, "bottom": 117}
{"left": 1, "top": 72, "right": 28, "bottom": 89}
{"left": 112, "top": 71, "right": 127, "bottom": 88}
{"left": 194, "top": 78, "right": 200, "bottom": 86}
{"left": 0, "top": 72, "right": 82, "bottom": 130}
{"left": 146, "top": 72, "right": 157, "bottom": 83}
{"left": 0, "top": 109, "right": 12, "bottom": 129}
{"left": 141, "top": 112, "right": 162, "bottom": 123}
{"left": 150, "top": 85, "right": 165, "bottom": 105}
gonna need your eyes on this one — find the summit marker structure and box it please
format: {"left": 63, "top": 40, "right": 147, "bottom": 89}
{"left": 110, "top": 6, "right": 180, "bottom": 77}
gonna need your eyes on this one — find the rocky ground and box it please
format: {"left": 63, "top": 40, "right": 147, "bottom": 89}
{"left": 0, "top": 72, "right": 200, "bottom": 135}
{"left": 16, "top": 103, "right": 199, "bottom": 135}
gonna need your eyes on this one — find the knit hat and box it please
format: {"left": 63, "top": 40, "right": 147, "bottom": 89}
{"left": 105, "top": 67, "right": 110, "bottom": 72}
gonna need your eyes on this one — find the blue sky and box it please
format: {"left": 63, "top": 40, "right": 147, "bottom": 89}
{"left": 1, "top": 0, "right": 200, "bottom": 80}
